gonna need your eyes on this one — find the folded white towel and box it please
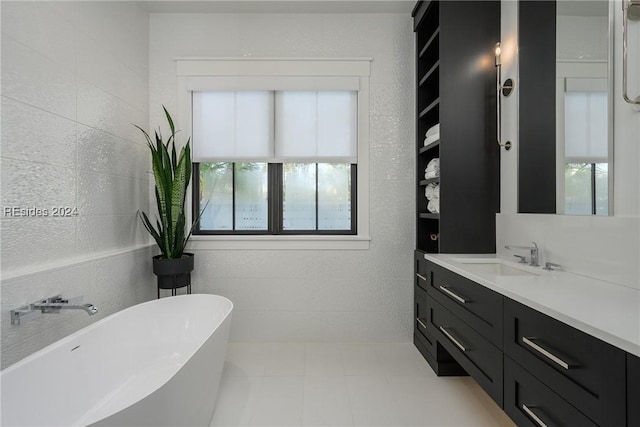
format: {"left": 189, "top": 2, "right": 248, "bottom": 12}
{"left": 433, "top": 184, "right": 440, "bottom": 199}
{"left": 427, "top": 198, "right": 440, "bottom": 213}
{"left": 425, "top": 183, "right": 437, "bottom": 200}
{"left": 424, "top": 158, "right": 440, "bottom": 179}
{"left": 424, "top": 133, "right": 440, "bottom": 147}
{"left": 426, "top": 123, "right": 440, "bottom": 138}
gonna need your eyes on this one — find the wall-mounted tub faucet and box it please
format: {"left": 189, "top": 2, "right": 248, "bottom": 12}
{"left": 505, "top": 242, "right": 539, "bottom": 267}
{"left": 10, "top": 295, "right": 98, "bottom": 325}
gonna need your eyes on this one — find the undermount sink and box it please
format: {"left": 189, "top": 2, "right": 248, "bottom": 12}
{"left": 451, "top": 258, "right": 540, "bottom": 276}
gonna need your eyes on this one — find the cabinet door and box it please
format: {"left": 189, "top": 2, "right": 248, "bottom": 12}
{"left": 415, "top": 251, "right": 431, "bottom": 292}
{"left": 427, "top": 295, "right": 503, "bottom": 406}
{"left": 504, "top": 299, "right": 626, "bottom": 426}
{"left": 415, "top": 285, "right": 435, "bottom": 356}
{"left": 504, "top": 356, "right": 597, "bottom": 427}
{"left": 629, "top": 353, "right": 640, "bottom": 427}
{"left": 428, "top": 261, "right": 503, "bottom": 348}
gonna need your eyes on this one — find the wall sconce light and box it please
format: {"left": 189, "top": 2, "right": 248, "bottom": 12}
{"left": 623, "top": 0, "right": 640, "bottom": 105}
{"left": 495, "top": 42, "right": 513, "bottom": 150}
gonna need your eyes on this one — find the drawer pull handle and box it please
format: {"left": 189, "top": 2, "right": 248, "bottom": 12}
{"left": 439, "top": 326, "right": 467, "bottom": 352}
{"left": 522, "top": 404, "right": 549, "bottom": 427}
{"left": 439, "top": 286, "right": 468, "bottom": 304}
{"left": 522, "top": 337, "right": 572, "bottom": 370}
{"left": 416, "top": 318, "right": 428, "bottom": 329}
{"left": 416, "top": 273, "right": 427, "bottom": 282}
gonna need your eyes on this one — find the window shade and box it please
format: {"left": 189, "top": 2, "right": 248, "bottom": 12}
{"left": 564, "top": 91, "right": 608, "bottom": 160}
{"left": 192, "top": 91, "right": 274, "bottom": 162}
{"left": 275, "top": 91, "right": 358, "bottom": 162}
{"left": 193, "top": 90, "right": 357, "bottom": 163}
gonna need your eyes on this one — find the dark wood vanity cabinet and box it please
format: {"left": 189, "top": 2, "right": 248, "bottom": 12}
{"left": 414, "top": 251, "right": 467, "bottom": 376}
{"left": 428, "top": 262, "right": 503, "bottom": 348}
{"left": 426, "top": 295, "right": 504, "bottom": 405}
{"left": 505, "top": 299, "right": 626, "bottom": 426}
{"left": 504, "top": 357, "right": 598, "bottom": 427}
{"left": 419, "top": 259, "right": 634, "bottom": 426}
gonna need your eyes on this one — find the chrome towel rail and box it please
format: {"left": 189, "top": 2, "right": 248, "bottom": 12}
{"left": 623, "top": 0, "right": 640, "bottom": 105}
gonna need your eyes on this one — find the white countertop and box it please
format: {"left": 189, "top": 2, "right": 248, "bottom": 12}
{"left": 424, "top": 253, "right": 640, "bottom": 357}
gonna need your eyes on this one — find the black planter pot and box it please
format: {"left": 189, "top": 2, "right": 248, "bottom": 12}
{"left": 152, "top": 252, "right": 194, "bottom": 298}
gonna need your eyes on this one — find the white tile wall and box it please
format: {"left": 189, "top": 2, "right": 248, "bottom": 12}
{"left": 0, "top": 1, "right": 154, "bottom": 368}
{"left": 149, "top": 13, "right": 416, "bottom": 342}
{"left": 499, "top": 2, "right": 640, "bottom": 289}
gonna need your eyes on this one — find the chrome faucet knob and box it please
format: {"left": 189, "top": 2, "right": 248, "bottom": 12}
{"left": 513, "top": 254, "right": 527, "bottom": 264}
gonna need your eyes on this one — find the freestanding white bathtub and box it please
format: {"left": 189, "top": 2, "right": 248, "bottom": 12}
{"left": 1, "top": 294, "right": 233, "bottom": 427}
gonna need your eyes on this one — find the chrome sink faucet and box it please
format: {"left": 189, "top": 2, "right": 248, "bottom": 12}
{"left": 505, "top": 242, "right": 539, "bottom": 267}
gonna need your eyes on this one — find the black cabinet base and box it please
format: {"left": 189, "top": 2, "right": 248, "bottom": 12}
{"left": 414, "top": 334, "right": 467, "bottom": 377}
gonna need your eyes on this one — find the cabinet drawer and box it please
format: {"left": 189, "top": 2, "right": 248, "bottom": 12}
{"left": 428, "top": 261, "right": 503, "bottom": 348}
{"left": 415, "top": 285, "right": 435, "bottom": 355}
{"left": 427, "top": 295, "right": 503, "bottom": 406}
{"left": 504, "top": 299, "right": 625, "bottom": 426}
{"left": 415, "top": 251, "right": 430, "bottom": 292}
{"left": 629, "top": 353, "right": 640, "bottom": 427}
{"left": 504, "top": 356, "right": 597, "bottom": 427}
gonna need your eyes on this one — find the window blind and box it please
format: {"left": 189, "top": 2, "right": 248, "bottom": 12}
{"left": 192, "top": 91, "right": 274, "bottom": 162}
{"left": 192, "top": 90, "right": 358, "bottom": 163}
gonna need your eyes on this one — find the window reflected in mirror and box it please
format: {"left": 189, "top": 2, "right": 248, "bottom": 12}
{"left": 556, "top": 0, "right": 612, "bottom": 215}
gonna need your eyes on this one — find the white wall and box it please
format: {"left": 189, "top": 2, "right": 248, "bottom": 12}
{"left": 0, "top": 1, "right": 155, "bottom": 369}
{"left": 498, "top": 0, "right": 640, "bottom": 289}
{"left": 149, "top": 13, "right": 415, "bottom": 342}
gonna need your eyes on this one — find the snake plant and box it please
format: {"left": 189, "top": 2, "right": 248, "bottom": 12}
{"left": 136, "top": 107, "right": 193, "bottom": 259}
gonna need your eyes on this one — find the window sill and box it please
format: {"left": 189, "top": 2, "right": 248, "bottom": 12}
{"left": 188, "top": 234, "right": 371, "bottom": 250}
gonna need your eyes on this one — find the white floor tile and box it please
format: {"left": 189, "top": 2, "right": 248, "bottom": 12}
{"left": 224, "top": 343, "right": 271, "bottom": 377}
{"left": 388, "top": 375, "right": 515, "bottom": 427}
{"left": 340, "top": 343, "right": 385, "bottom": 376}
{"left": 210, "top": 373, "right": 262, "bottom": 427}
{"left": 305, "top": 343, "right": 345, "bottom": 376}
{"left": 249, "top": 376, "right": 304, "bottom": 426}
{"left": 263, "top": 343, "right": 306, "bottom": 376}
{"left": 302, "top": 376, "right": 354, "bottom": 426}
{"left": 211, "top": 342, "right": 515, "bottom": 427}
{"left": 346, "top": 375, "right": 404, "bottom": 426}
{"left": 371, "top": 343, "right": 432, "bottom": 377}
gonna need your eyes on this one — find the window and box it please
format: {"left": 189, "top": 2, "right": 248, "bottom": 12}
{"left": 191, "top": 90, "right": 357, "bottom": 235}
{"left": 176, "top": 58, "right": 371, "bottom": 249}
{"left": 563, "top": 90, "right": 609, "bottom": 215}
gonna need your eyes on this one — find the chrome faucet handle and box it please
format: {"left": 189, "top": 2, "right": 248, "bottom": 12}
{"left": 544, "top": 262, "right": 562, "bottom": 271}
{"left": 513, "top": 254, "right": 527, "bottom": 264}
{"left": 505, "top": 242, "right": 539, "bottom": 267}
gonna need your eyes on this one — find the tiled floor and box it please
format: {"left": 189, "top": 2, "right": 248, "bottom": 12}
{"left": 210, "top": 342, "right": 515, "bottom": 427}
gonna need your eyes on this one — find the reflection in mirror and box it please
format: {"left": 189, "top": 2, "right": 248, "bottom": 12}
{"left": 518, "top": 0, "right": 613, "bottom": 215}
{"left": 556, "top": 0, "right": 612, "bottom": 215}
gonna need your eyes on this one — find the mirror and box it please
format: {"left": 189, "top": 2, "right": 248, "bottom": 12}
{"left": 518, "top": 0, "right": 613, "bottom": 215}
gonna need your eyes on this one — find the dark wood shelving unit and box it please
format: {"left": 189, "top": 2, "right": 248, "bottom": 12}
{"left": 419, "top": 139, "right": 440, "bottom": 154}
{"left": 418, "top": 61, "right": 439, "bottom": 86}
{"left": 418, "top": 27, "right": 440, "bottom": 58}
{"left": 419, "top": 213, "right": 440, "bottom": 219}
{"left": 418, "top": 98, "right": 439, "bottom": 118}
{"left": 419, "top": 178, "right": 439, "bottom": 186}
{"left": 412, "top": 0, "right": 500, "bottom": 377}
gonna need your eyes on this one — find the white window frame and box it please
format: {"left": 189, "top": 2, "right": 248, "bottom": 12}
{"left": 176, "top": 57, "right": 372, "bottom": 250}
